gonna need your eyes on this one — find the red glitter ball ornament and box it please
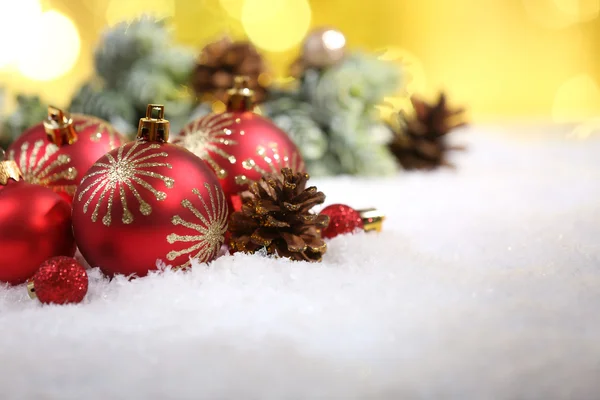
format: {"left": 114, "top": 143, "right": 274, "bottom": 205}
{"left": 72, "top": 105, "right": 228, "bottom": 278}
{"left": 173, "top": 76, "right": 305, "bottom": 210}
{"left": 7, "top": 106, "right": 123, "bottom": 203}
{"left": 319, "top": 204, "right": 364, "bottom": 239}
{"left": 0, "top": 152, "right": 75, "bottom": 285}
{"left": 28, "top": 256, "right": 88, "bottom": 305}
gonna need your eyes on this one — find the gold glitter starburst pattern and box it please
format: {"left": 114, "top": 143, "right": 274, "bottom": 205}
{"left": 77, "top": 141, "right": 174, "bottom": 226}
{"left": 75, "top": 115, "right": 120, "bottom": 150}
{"left": 235, "top": 143, "right": 305, "bottom": 185}
{"left": 166, "top": 183, "right": 228, "bottom": 269}
{"left": 8, "top": 140, "right": 78, "bottom": 194}
{"left": 177, "top": 113, "right": 239, "bottom": 179}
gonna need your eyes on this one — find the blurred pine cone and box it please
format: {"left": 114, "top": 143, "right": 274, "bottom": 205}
{"left": 229, "top": 168, "right": 329, "bottom": 262}
{"left": 389, "top": 93, "right": 467, "bottom": 170}
{"left": 192, "top": 37, "right": 269, "bottom": 104}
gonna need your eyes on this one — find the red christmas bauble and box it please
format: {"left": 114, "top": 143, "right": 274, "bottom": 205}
{"left": 72, "top": 105, "right": 228, "bottom": 278}
{"left": 28, "top": 256, "right": 88, "bottom": 304}
{"left": 7, "top": 107, "right": 124, "bottom": 203}
{"left": 0, "top": 158, "right": 75, "bottom": 285}
{"left": 173, "top": 78, "right": 304, "bottom": 208}
{"left": 319, "top": 204, "right": 364, "bottom": 239}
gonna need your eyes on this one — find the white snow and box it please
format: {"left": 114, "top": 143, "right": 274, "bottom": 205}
{"left": 1, "top": 124, "right": 599, "bottom": 399}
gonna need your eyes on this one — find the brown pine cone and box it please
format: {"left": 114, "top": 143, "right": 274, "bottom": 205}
{"left": 192, "top": 37, "right": 269, "bottom": 104}
{"left": 288, "top": 27, "right": 347, "bottom": 78}
{"left": 229, "top": 168, "right": 329, "bottom": 262}
{"left": 389, "top": 93, "right": 467, "bottom": 170}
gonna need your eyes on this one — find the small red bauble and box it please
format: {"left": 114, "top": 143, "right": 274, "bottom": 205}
{"left": 7, "top": 106, "right": 124, "bottom": 203}
{"left": 72, "top": 105, "right": 228, "bottom": 278}
{"left": 173, "top": 77, "right": 305, "bottom": 209}
{"left": 319, "top": 204, "right": 364, "bottom": 239}
{"left": 0, "top": 154, "right": 75, "bottom": 285}
{"left": 27, "top": 256, "right": 88, "bottom": 304}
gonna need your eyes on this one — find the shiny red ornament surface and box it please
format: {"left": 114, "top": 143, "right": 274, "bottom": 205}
{"left": 0, "top": 180, "right": 75, "bottom": 285}
{"left": 319, "top": 204, "right": 364, "bottom": 239}
{"left": 8, "top": 113, "right": 123, "bottom": 203}
{"left": 174, "top": 110, "right": 304, "bottom": 208}
{"left": 72, "top": 141, "right": 229, "bottom": 278}
{"left": 29, "top": 256, "right": 88, "bottom": 304}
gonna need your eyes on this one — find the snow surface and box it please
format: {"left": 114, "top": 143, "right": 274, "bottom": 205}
{"left": 1, "top": 125, "right": 599, "bottom": 399}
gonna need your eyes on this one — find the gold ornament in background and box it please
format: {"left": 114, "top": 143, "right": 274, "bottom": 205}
{"left": 290, "top": 27, "right": 347, "bottom": 77}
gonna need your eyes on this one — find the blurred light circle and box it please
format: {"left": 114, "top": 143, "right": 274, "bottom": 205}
{"left": 17, "top": 11, "right": 81, "bottom": 81}
{"left": 242, "top": 0, "right": 311, "bottom": 52}
{"left": 322, "top": 30, "right": 346, "bottom": 51}
{"left": 553, "top": 74, "right": 600, "bottom": 123}
{"left": 0, "top": 0, "right": 43, "bottom": 67}
{"left": 106, "top": 0, "right": 175, "bottom": 26}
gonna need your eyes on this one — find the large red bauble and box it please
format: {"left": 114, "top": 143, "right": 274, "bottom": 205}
{"left": 0, "top": 164, "right": 75, "bottom": 285}
{"left": 7, "top": 109, "right": 123, "bottom": 203}
{"left": 72, "top": 107, "right": 229, "bottom": 278}
{"left": 173, "top": 108, "right": 305, "bottom": 208}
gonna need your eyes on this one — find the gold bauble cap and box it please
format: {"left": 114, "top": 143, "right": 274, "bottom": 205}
{"left": 27, "top": 280, "right": 37, "bottom": 299}
{"left": 137, "top": 104, "right": 170, "bottom": 142}
{"left": 0, "top": 148, "right": 22, "bottom": 186}
{"left": 43, "top": 106, "right": 78, "bottom": 146}
{"left": 358, "top": 208, "right": 385, "bottom": 232}
{"left": 226, "top": 76, "right": 255, "bottom": 112}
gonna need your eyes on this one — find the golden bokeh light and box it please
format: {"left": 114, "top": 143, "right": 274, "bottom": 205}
{"left": 0, "top": 0, "right": 42, "bottom": 67}
{"left": 241, "top": 0, "right": 311, "bottom": 52}
{"left": 321, "top": 30, "right": 345, "bottom": 52}
{"left": 211, "top": 100, "right": 227, "bottom": 113}
{"left": 106, "top": 0, "right": 175, "bottom": 25}
{"left": 17, "top": 11, "right": 81, "bottom": 81}
{"left": 0, "top": 0, "right": 598, "bottom": 120}
{"left": 552, "top": 74, "right": 600, "bottom": 123}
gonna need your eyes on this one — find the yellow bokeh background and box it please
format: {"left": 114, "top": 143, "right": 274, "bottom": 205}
{"left": 1, "top": 0, "right": 599, "bottom": 122}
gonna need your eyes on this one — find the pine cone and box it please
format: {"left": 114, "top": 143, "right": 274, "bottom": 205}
{"left": 229, "top": 168, "right": 329, "bottom": 262}
{"left": 389, "top": 93, "right": 467, "bottom": 170}
{"left": 192, "top": 37, "right": 269, "bottom": 104}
